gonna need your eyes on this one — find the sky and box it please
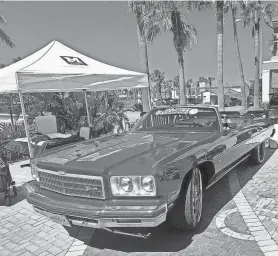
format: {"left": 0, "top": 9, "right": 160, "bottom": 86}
{"left": 0, "top": 1, "right": 276, "bottom": 85}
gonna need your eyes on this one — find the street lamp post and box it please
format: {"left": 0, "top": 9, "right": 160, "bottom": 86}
{"left": 260, "top": 27, "right": 263, "bottom": 79}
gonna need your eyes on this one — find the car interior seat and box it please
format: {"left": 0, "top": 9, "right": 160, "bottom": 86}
{"left": 226, "top": 114, "right": 241, "bottom": 130}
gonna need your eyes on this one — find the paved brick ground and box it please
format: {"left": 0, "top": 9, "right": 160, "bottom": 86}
{"left": 0, "top": 161, "right": 93, "bottom": 256}
{"left": 236, "top": 149, "right": 278, "bottom": 255}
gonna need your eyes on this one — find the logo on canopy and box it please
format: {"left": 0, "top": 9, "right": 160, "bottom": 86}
{"left": 60, "top": 56, "right": 88, "bottom": 66}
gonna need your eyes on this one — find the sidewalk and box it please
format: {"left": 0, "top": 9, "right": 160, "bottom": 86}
{"left": 233, "top": 149, "right": 278, "bottom": 255}
{"left": 0, "top": 161, "right": 94, "bottom": 256}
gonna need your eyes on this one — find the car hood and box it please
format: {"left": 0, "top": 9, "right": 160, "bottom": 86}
{"left": 35, "top": 131, "right": 214, "bottom": 175}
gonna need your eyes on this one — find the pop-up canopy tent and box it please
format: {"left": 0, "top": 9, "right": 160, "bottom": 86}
{"left": 0, "top": 40, "right": 148, "bottom": 157}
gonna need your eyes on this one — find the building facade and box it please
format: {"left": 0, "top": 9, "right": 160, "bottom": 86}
{"left": 262, "top": 17, "right": 278, "bottom": 102}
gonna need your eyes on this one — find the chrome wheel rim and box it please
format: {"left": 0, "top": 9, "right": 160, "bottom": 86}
{"left": 189, "top": 169, "right": 203, "bottom": 226}
{"left": 258, "top": 142, "right": 265, "bottom": 162}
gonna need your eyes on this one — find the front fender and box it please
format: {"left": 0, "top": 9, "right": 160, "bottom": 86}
{"left": 155, "top": 155, "right": 198, "bottom": 205}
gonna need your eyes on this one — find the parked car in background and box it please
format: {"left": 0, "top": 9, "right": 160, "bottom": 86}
{"left": 220, "top": 106, "right": 272, "bottom": 129}
{"left": 24, "top": 105, "right": 273, "bottom": 232}
{"left": 269, "top": 93, "right": 278, "bottom": 121}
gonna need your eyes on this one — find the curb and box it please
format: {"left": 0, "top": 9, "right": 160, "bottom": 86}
{"left": 227, "top": 155, "right": 278, "bottom": 256}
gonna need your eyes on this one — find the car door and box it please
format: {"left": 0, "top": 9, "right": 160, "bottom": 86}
{"left": 246, "top": 111, "right": 273, "bottom": 146}
{"left": 213, "top": 112, "right": 253, "bottom": 174}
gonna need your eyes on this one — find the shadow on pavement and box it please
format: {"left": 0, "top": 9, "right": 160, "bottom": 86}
{"left": 68, "top": 149, "right": 276, "bottom": 253}
{"left": 0, "top": 185, "right": 27, "bottom": 206}
{"left": 236, "top": 148, "right": 276, "bottom": 188}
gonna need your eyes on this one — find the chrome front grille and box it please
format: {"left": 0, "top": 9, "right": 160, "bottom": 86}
{"left": 37, "top": 169, "right": 105, "bottom": 199}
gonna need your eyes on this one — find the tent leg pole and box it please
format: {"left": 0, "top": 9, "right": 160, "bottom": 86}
{"left": 83, "top": 90, "right": 91, "bottom": 127}
{"left": 18, "top": 90, "right": 32, "bottom": 158}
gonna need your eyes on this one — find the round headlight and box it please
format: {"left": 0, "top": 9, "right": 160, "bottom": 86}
{"left": 120, "top": 177, "right": 133, "bottom": 192}
{"left": 142, "top": 176, "right": 155, "bottom": 192}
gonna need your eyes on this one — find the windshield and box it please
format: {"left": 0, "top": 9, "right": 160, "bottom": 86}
{"left": 246, "top": 111, "right": 268, "bottom": 119}
{"left": 133, "top": 107, "right": 219, "bottom": 132}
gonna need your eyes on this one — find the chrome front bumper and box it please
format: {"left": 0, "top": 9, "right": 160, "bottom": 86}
{"left": 24, "top": 181, "right": 168, "bottom": 229}
{"left": 34, "top": 204, "right": 167, "bottom": 228}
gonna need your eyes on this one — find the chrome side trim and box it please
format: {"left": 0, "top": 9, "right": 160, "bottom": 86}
{"left": 213, "top": 136, "right": 253, "bottom": 161}
{"left": 206, "top": 154, "right": 250, "bottom": 189}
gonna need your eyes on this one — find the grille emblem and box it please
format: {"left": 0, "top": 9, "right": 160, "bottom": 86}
{"left": 57, "top": 171, "right": 66, "bottom": 176}
{"left": 85, "top": 186, "right": 98, "bottom": 191}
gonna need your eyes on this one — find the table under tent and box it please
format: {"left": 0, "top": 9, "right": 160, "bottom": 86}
{"left": 0, "top": 40, "right": 148, "bottom": 159}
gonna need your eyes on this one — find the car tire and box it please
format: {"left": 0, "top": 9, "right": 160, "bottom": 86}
{"left": 250, "top": 141, "right": 266, "bottom": 164}
{"left": 167, "top": 167, "right": 203, "bottom": 231}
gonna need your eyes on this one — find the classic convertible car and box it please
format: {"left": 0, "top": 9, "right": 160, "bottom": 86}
{"left": 24, "top": 105, "right": 273, "bottom": 231}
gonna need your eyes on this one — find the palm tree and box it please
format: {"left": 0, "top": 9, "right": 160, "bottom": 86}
{"left": 0, "top": 14, "right": 15, "bottom": 48}
{"left": 216, "top": 1, "right": 225, "bottom": 110}
{"left": 198, "top": 76, "right": 208, "bottom": 103}
{"left": 127, "top": 1, "right": 159, "bottom": 112}
{"left": 142, "top": 1, "right": 210, "bottom": 105}
{"left": 207, "top": 76, "right": 215, "bottom": 104}
{"left": 198, "top": 76, "right": 208, "bottom": 85}
{"left": 164, "top": 80, "right": 173, "bottom": 99}
{"left": 150, "top": 69, "right": 165, "bottom": 101}
{"left": 172, "top": 75, "right": 180, "bottom": 100}
{"left": 0, "top": 14, "right": 15, "bottom": 127}
{"left": 268, "top": 33, "right": 277, "bottom": 57}
{"left": 241, "top": 1, "right": 274, "bottom": 108}
{"left": 208, "top": 77, "right": 215, "bottom": 88}
{"left": 226, "top": 1, "right": 247, "bottom": 109}
{"left": 185, "top": 78, "right": 194, "bottom": 99}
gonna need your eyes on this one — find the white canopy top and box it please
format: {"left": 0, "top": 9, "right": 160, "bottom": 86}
{"left": 0, "top": 40, "right": 148, "bottom": 93}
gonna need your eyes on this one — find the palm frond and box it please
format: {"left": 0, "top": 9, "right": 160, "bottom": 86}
{"left": 268, "top": 34, "right": 276, "bottom": 56}
{"left": 182, "top": 1, "right": 213, "bottom": 13}
{"left": 0, "top": 14, "right": 7, "bottom": 24}
{"left": 263, "top": 3, "right": 275, "bottom": 28}
{"left": 223, "top": 2, "right": 230, "bottom": 16}
{"left": 145, "top": 22, "right": 161, "bottom": 42}
{"left": 0, "top": 28, "right": 15, "bottom": 48}
{"left": 162, "top": 15, "right": 172, "bottom": 31}
{"left": 184, "top": 24, "right": 198, "bottom": 50}
{"left": 240, "top": 1, "right": 275, "bottom": 29}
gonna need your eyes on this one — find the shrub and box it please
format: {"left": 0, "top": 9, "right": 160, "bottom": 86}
{"left": 0, "top": 122, "right": 26, "bottom": 141}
